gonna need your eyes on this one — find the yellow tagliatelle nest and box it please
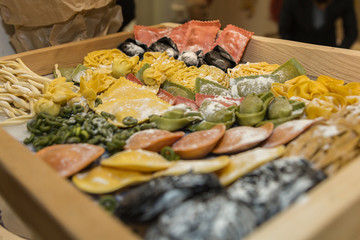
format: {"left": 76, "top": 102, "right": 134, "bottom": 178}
{"left": 199, "top": 65, "right": 228, "bottom": 88}
{"left": 84, "top": 49, "right": 128, "bottom": 68}
{"left": 169, "top": 66, "right": 200, "bottom": 91}
{"left": 227, "top": 62, "right": 280, "bottom": 79}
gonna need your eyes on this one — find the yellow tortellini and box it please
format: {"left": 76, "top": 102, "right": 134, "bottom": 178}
{"left": 112, "top": 55, "right": 139, "bottom": 78}
{"left": 34, "top": 98, "right": 61, "bottom": 116}
{"left": 142, "top": 67, "right": 166, "bottom": 86}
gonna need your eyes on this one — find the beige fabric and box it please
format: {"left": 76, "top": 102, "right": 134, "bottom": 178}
{"left": 0, "top": 0, "right": 123, "bottom": 52}
{"left": 0, "top": 0, "right": 113, "bottom": 26}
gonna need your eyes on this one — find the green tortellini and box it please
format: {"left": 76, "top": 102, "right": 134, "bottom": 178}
{"left": 150, "top": 106, "right": 202, "bottom": 131}
{"left": 256, "top": 98, "right": 305, "bottom": 127}
{"left": 188, "top": 99, "right": 235, "bottom": 131}
{"left": 239, "top": 93, "right": 264, "bottom": 114}
{"left": 235, "top": 92, "right": 274, "bottom": 126}
{"left": 267, "top": 96, "right": 293, "bottom": 120}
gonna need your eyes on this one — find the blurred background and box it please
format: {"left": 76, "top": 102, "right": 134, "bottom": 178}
{"left": 0, "top": 0, "right": 360, "bottom": 55}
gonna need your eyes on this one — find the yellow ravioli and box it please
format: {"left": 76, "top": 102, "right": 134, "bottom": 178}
{"left": 153, "top": 156, "right": 230, "bottom": 178}
{"left": 95, "top": 78, "right": 170, "bottom": 127}
{"left": 218, "top": 146, "right": 285, "bottom": 186}
{"left": 101, "top": 149, "right": 174, "bottom": 172}
{"left": 72, "top": 166, "right": 152, "bottom": 194}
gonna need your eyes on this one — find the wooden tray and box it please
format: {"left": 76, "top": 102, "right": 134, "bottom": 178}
{"left": 1, "top": 22, "right": 360, "bottom": 240}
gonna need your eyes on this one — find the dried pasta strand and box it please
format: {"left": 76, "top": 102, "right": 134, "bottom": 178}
{"left": 0, "top": 59, "right": 51, "bottom": 126}
{"left": 227, "top": 62, "right": 279, "bottom": 79}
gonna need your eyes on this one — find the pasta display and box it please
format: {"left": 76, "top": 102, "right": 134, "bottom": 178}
{"left": 0, "top": 58, "right": 52, "bottom": 126}
{"left": 6, "top": 20, "right": 360, "bottom": 240}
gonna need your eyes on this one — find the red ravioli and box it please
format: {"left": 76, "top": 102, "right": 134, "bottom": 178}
{"left": 175, "top": 96, "right": 198, "bottom": 110}
{"left": 36, "top": 144, "right": 105, "bottom": 178}
{"left": 181, "top": 20, "right": 221, "bottom": 53}
{"left": 157, "top": 89, "right": 177, "bottom": 105}
{"left": 215, "top": 24, "right": 254, "bottom": 63}
{"left": 195, "top": 93, "right": 243, "bottom": 107}
{"left": 126, "top": 73, "right": 144, "bottom": 85}
{"left": 169, "top": 22, "right": 190, "bottom": 53}
{"left": 134, "top": 25, "right": 173, "bottom": 46}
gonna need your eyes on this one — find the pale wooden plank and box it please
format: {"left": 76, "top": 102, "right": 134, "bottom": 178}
{"left": 243, "top": 36, "right": 360, "bottom": 83}
{"left": 0, "top": 128, "right": 140, "bottom": 240}
{"left": 0, "top": 226, "right": 25, "bottom": 240}
{"left": 0, "top": 195, "right": 33, "bottom": 239}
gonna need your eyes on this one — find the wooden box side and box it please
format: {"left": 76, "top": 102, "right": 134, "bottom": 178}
{"left": 0, "top": 128, "right": 139, "bottom": 240}
{"left": 243, "top": 35, "right": 360, "bottom": 83}
{"left": 0, "top": 22, "right": 360, "bottom": 240}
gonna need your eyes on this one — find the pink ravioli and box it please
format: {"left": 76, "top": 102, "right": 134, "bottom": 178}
{"left": 215, "top": 24, "right": 254, "bottom": 63}
{"left": 172, "top": 124, "right": 226, "bottom": 159}
{"left": 212, "top": 123, "right": 273, "bottom": 154}
{"left": 262, "top": 119, "right": 319, "bottom": 148}
{"left": 134, "top": 25, "right": 173, "bottom": 46}
{"left": 36, "top": 144, "right": 105, "bottom": 178}
{"left": 125, "top": 129, "right": 185, "bottom": 152}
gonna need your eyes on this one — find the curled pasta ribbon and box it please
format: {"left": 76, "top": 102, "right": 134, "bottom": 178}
{"left": 271, "top": 82, "right": 291, "bottom": 97}
{"left": 345, "top": 82, "right": 360, "bottom": 95}
{"left": 317, "top": 75, "right": 344, "bottom": 88}
{"left": 324, "top": 82, "right": 360, "bottom": 97}
{"left": 271, "top": 75, "right": 310, "bottom": 97}
{"left": 287, "top": 80, "right": 328, "bottom": 100}
{"left": 285, "top": 75, "right": 310, "bottom": 85}
{"left": 346, "top": 95, "right": 360, "bottom": 105}
{"left": 305, "top": 93, "right": 346, "bottom": 119}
